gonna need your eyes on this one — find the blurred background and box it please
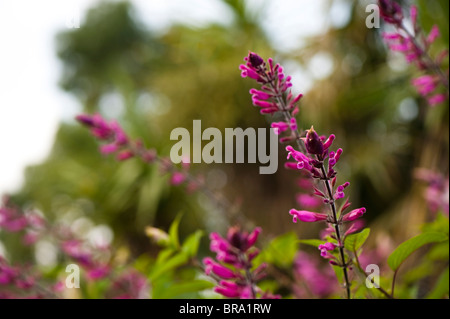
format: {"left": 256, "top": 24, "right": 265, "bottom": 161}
{"left": 0, "top": 0, "right": 448, "bottom": 266}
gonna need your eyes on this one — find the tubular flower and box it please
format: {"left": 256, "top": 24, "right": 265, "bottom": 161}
{"left": 203, "top": 226, "right": 279, "bottom": 299}
{"left": 240, "top": 52, "right": 304, "bottom": 145}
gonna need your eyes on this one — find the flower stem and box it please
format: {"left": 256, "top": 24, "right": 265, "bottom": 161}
{"left": 267, "top": 70, "right": 351, "bottom": 298}
{"left": 257, "top": 59, "right": 352, "bottom": 298}
{"left": 239, "top": 252, "right": 257, "bottom": 299}
{"left": 318, "top": 162, "right": 351, "bottom": 299}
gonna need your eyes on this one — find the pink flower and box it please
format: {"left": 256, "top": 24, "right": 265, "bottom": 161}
{"left": 412, "top": 75, "right": 437, "bottom": 96}
{"left": 0, "top": 262, "right": 17, "bottom": 285}
{"left": 304, "top": 126, "right": 324, "bottom": 155}
{"left": 203, "top": 257, "right": 238, "bottom": 279}
{"left": 427, "top": 94, "right": 446, "bottom": 106}
{"left": 410, "top": 5, "right": 418, "bottom": 29}
{"left": 271, "top": 121, "right": 289, "bottom": 135}
{"left": 334, "top": 182, "right": 350, "bottom": 200}
{"left": 204, "top": 226, "right": 273, "bottom": 299}
{"left": 53, "top": 281, "right": 65, "bottom": 293}
{"left": 109, "top": 271, "right": 149, "bottom": 299}
{"left": 379, "top": 4, "right": 448, "bottom": 107}
{"left": 86, "top": 265, "right": 110, "bottom": 280}
{"left": 296, "top": 194, "right": 322, "bottom": 209}
{"left": 250, "top": 88, "right": 272, "bottom": 100}
{"left": 294, "top": 252, "right": 338, "bottom": 298}
{"left": 214, "top": 280, "right": 242, "bottom": 298}
{"left": 427, "top": 25, "right": 440, "bottom": 45}
{"left": 318, "top": 242, "right": 337, "bottom": 257}
{"left": 344, "top": 220, "right": 365, "bottom": 237}
{"left": 378, "top": 0, "right": 403, "bottom": 25}
{"left": 240, "top": 52, "right": 298, "bottom": 115}
{"left": 342, "top": 207, "right": 366, "bottom": 221}
{"left": 23, "top": 231, "right": 40, "bottom": 245}
{"left": 289, "top": 209, "right": 327, "bottom": 223}
{"left": 116, "top": 150, "right": 134, "bottom": 161}
{"left": 76, "top": 113, "right": 133, "bottom": 159}
{"left": 0, "top": 207, "right": 29, "bottom": 232}
{"left": 100, "top": 143, "right": 119, "bottom": 154}
{"left": 170, "top": 172, "right": 186, "bottom": 186}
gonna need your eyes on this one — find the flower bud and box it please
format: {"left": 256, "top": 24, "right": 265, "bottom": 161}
{"left": 305, "top": 126, "right": 324, "bottom": 155}
{"left": 248, "top": 52, "right": 264, "bottom": 67}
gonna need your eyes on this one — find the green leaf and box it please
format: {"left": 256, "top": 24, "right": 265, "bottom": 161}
{"left": 155, "top": 248, "right": 175, "bottom": 265}
{"left": 344, "top": 228, "right": 370, "bottom": 252}
{"left": 422, "top": 213, "right": 449, "bottom": 235}
{"left": 258, "top": 232, "right": 298, "bottom": 268}
{"left": 426, "top": 267, "right": 449, "bottom": 299}
{"left": 182, "top": 230, "right": 204, "bottom": 257}
{"left": 402, "top": 260, "right": 433, "bottom": 284}
{"left": 149, "top": 252, "right": 188, "bottom": 280}
{"left": 331, "top": 264, "right": 344, "bottom": 283}
{"left": 157, "top": 280, "right": 215, "bottom": 299}
{"left": 388, "top": 232, "right": 448, "bottom": 271}
{"left": 169, "top": 213, "right": 183, "bottom": 249}
{"left": 298, "top": 239, "right": 324, "bottom": 247}
{"left": 428, "top": 241, "right": 449, "bottom": 261}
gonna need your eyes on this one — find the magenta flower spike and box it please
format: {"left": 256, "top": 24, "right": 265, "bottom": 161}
{"left": 239, "top": 53, "right": 371, "bottom": 299}
{"left": 378, "top": 0, "right": 449, "bottom": 106}
{"left": 204, "top": 226, "right": 278, "bottom": 299}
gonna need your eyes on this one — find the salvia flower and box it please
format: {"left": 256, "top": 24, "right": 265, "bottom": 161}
{"left": 293, "top": 252, "right": 339, "bottom": 298}
{"left": 415, "top": 169, "right": 449, "bottom": 216}
{"left": 379, "top": 0, "right": 449, "bottom": 106}
{"left": 289, "top": 209, "right": 327, "bottom": 223}
{"left": 378, "top": 0, "right": 403, "bottom": 25}
{"left": 240, "top": 51, "right": 304, "bottom": 146}
{"left": 76, "top": 113, "right": 135, "bottom": 160}
{"left": 240, "top": 53, "right": 368, "bottom": 298}
{"left": 318, "top": 242, "right": 337, "bottom": 258}
{"left": 77, "top": 113, "right": 205, "bottom": 193}
{"left": 203, "top": 226, "right": 279, "bottom": 299}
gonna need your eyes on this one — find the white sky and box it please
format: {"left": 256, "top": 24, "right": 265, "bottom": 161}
{"left": 0, "top": 0, "right": 341, "bottom": 196}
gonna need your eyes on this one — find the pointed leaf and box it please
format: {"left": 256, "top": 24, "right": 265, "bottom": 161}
{"left": 298, "top": 239, "right": 324, "bottom": 247}
{"left": 344, "top": 228, "right": 370, "bottom": 252}
{"left": 426, "top": 267, "right": 449, "bottom": 299}
{"left": 157, "top": 280, "right": 215, "bottom": 299}
{"left": 169, "top": 213, "right": 183, "bottom": 249}
{"left": 388, "top": 232, "right": 448, "bottom": 271}
{"left": 182, "top": 230, "right": 204, "bottom": 257}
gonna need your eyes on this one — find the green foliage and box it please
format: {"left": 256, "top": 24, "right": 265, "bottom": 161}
{"left": 344, "top": 228, "right": 371, "bottom": 253}
{"left": 168, "top": 213, "right": 183, "bottom": 250}
{"left": 388, "top": 232, "right": 448, "bottom": 271}
{"left": 142, "top": 217, "right": 210, "bottom": 298}
{"left": 182, "top": 230, "right": 205, "bottom": 258}
{"left": 156, "top": 279, "right": 215, "bottom": 299}
{"left": 426, "top": 267, "right": 449, "bottom": 299}
{"left": 256, "top": 232, "right": 298, "bottom": 269}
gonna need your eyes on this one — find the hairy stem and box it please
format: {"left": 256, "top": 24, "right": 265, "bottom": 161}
{"left": 318, "top": 163, "right": 351, "bottom": 299}
{"left": 265, "top": 69, "right": 351, "bottom": 298}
